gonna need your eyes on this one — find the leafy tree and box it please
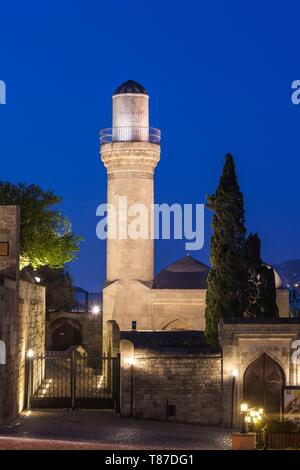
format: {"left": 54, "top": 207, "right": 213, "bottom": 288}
{"left": 21, "top": 265, "right": 75, "bottom": 312}
{"left": 244, "top": 233, "right": 278, "bottom": 318}
{"left": 40, "top": 266, "right": 75, "bottom": 312}
{"left": 0, "top": 182, "right": 82, "bottom": 269}
{"left": 205, "top": 154, "right": 248, "bottom": 345}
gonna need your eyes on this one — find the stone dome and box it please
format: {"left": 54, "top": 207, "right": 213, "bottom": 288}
{"left": 153, "top": 255, "right": 210, "bottom": 289}
{"left": 113, "top": 79, "right": 148, "bottom": 96}
{"left": 264, "top": 264, "right": 283, "bottom": 288}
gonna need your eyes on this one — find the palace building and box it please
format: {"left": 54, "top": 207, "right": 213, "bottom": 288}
{"left": 0, "top": 80, "right": 299, "bottom": 428}
{"left": 100, "top": 80, "right": 299, "bottom": 426}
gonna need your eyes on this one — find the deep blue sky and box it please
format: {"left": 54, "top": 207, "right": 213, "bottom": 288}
{"left": 1, "top": 1, "right": 300, "bottom": 291}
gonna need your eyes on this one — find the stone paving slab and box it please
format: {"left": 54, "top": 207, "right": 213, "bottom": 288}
{"left": 0, "top": 436, "right": 156, "bottom": 450}
{"left": 0, "top": 410, "right": 232, "bottom": 450}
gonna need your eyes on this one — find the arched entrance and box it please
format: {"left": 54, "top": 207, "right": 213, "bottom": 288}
{"left": 243, "top": 353, "right": 285, "bottom": 417}
{"left": 52, "top": 320, "right": 82, "bottom": 351}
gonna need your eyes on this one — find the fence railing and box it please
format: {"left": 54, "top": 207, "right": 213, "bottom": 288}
{"left": 100, "top": 127, "right": 161, "bottom": 144}
{"left": 266, "top": 432, "right": 300, "bottom": 449}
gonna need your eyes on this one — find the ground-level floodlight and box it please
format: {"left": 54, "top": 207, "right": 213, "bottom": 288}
{"left": 27, "top": 349, "right": 34, "bottom": 358}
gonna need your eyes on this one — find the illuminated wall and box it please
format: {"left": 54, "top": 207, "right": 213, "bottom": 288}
{"left": 0, "top": 205, "right": 45, "bottom": 424}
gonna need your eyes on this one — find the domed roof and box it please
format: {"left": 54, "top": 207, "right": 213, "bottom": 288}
{"left": 153, "top": 255, "right": 210, "bottom": 289}
{"left": 264, "top": 264, "right": 283, "bottom": 288}
{"left": 113, "top": 79, "right": 148, "bottom": 96}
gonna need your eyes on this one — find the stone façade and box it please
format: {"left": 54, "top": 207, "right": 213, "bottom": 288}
{"left": 0, "top": 206, "right": 45, "bottom": 424}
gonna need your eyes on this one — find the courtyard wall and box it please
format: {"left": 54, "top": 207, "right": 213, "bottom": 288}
{"left": 0, "top": 205, "right": 45, "bottom": 424}
{"left": 120, "top": 336, "right": 222, "bottom": 425}
{"left": 0, "top": 276, "right": 45, "bottom": 424}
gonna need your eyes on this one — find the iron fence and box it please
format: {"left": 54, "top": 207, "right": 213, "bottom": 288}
{"left": 27, "top": 352, "right": 120, "bottom": 410}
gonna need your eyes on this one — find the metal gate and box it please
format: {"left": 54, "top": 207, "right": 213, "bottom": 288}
{"left": 27, "top": 351, "right": 120, "bottom": 410}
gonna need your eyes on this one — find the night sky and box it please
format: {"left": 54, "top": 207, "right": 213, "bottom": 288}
{"left": 1, "top": 1, "right": 300, "bottom": 291}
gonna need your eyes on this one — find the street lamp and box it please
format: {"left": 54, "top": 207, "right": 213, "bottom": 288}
{"left": 240, "top": 403, "right": 248, "bottom": 434}
{"left": 92, "top": 305, "right": 100, "bottom": 315}
{"left": 231, "top": 369, "right": 238, "bottom": 428}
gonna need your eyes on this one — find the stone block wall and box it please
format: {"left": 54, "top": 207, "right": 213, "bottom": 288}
{"left": 0, "top": 206, "right": 20, "bottom": 279}
{"left": 0, "top": 276, "right": 45, "bottom": 424}
{"left": 0, "top": 204, "right": 45, "bottom": 424}
{"left": 120, "top": 345, "right": 222, "bottom": 425}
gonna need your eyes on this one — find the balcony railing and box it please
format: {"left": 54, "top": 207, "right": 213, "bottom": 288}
{"left": 100, "top": 127, "right": 161, "bottom": 145}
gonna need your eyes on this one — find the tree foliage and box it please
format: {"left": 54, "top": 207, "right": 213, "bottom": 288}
{"left": 0, "top": 182, "right": 82, "bottom": 269}
{"left": 21, "top": 265, "right": 76, "bottom": 312}
{"left": 205, "top": 155, "right": 278, "bottom": 345}
{"left": 39, "top": 266, "right": 75, "bottom": 313}
{"left": 205, "top": 154, "right": 248, "bottom": 345}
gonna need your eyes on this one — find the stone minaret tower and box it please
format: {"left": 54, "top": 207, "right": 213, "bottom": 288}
{"left": 100, "top": 80, "right": 161, "bottom": 283}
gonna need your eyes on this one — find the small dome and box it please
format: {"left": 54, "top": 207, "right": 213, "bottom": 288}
{"left": 153, "top": 255, "right": 210, "bottom": 289}
{"left": 264, "top": 264, "right": 283, "bottom": 288}
{"left": 113, "top": 79, "right": 148, "bottom": 96}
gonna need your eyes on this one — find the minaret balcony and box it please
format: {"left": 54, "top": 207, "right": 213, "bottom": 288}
{"left": 100, "top": 127, "right": 161, "bottom": 145}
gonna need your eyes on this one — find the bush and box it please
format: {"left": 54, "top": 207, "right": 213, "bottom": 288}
{"left": 267, "top": 419, "right": 299, "bottom": 433}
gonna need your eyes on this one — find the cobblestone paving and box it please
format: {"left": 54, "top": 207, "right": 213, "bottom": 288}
{"left": 0, "top": 410, "right": 232, "bottom": 450}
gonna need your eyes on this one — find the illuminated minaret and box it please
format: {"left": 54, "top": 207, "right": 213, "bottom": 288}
{"left": 100, "top": 80, "right": 161, "bottom": 283}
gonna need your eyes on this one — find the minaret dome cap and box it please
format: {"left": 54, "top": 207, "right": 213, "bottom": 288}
{"left": 113, "top": 79, "right": 148, "bottom": 96}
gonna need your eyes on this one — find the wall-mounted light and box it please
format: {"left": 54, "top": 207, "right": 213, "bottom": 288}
{"left": 34, "top": 276, "right": 41, "bottom": 283}
{"left": 126, "top": 357, "right": 135, "bottom": 366}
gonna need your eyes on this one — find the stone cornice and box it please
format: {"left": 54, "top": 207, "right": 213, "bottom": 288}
{"left": 100, "top": 142, "right": 160, "bottom": 176}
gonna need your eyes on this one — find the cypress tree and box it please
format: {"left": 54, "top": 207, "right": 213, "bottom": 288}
{"left": 244, "top": 233, "right": 279, "bottom": 318}
{"left": 205, "top": 154, "right": 247, "bottom": 345}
